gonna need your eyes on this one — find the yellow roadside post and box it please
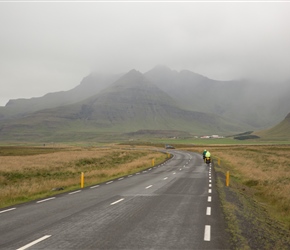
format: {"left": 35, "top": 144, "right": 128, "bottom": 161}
{"left": 226, "top": 171, "right": 230, "bottom": 186}
{"left": 218, "top": 158, "right": 221, "bottom": 166}
{"left": 81, "top": 172, "right": 84, "bottom": 188}
{"left": 152, "top": 158, "right": 155, "bottom": 166}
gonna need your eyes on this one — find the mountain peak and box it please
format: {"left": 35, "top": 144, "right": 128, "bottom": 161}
{"left": 127, "top": 69, "right": 142, "bottom": 76}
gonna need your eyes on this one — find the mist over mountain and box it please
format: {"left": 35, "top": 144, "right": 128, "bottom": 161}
{"left": 255, "top": 112, "right": 290, "bottom": 140}
{"left": 145, "top": 66, "right": 290, "bottom": 129}
{"left": 0, "top": 73, "right": 121, "bottom": 119}
{"left": 0, "top": 66, "right": 289, "bottom": 141}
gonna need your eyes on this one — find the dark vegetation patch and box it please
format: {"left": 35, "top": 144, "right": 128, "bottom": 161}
{"left": 234, "top": 135, "right": 260, "bottom": 140}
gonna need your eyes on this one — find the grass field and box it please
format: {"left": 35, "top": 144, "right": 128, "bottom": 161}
{"left": 0, "top": 145, "right": 167, "bottom": 208}
{"left": 1, "top": 142, "right": 290, "bottom": 248}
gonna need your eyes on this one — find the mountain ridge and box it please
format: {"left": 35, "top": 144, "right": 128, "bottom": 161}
{"left": 0, "top": 66, "right": 289, "bottom": 141}
{"left": 0, "top": 69, "right": 248, "bottom": 141}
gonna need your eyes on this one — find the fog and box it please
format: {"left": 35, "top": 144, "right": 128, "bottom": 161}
{"left": 1, "top": 1, "right": 290, "bottom": 106}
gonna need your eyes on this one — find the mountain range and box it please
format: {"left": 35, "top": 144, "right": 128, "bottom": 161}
{"left": 0, "top": 66, "right": 289, "bottom": 142}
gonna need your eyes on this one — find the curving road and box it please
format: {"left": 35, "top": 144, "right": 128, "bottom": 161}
{"left": 0, "top": 150, "right": 229, "bottom": 250}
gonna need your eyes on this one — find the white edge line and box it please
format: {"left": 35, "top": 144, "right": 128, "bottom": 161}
{"left": 90, "top": 185, "right": 99, "bottom": 189}
{"left": 145, "top": 185, "right": 153, "bottom": 189}
{"left": 106, "top": 181, "right": 113, "bottom": 184}
{"left": 118, "top": 177, "right": 124, "bottom": 180}
{"left": 36, "top": 197, "right": 55, "bottom": 203}
{"left": 69, "top": 190, "right": 81, "bottom": 195}
{"left": 16, "top": 235, "right": 51, "bottom": 250}
{"left": 110, "top": 198, "right": 124, "bottom": 205}
{"left": 0, "top": 207, "right": 16, "bottom": 214}
{"left": 204, "top": 225, "right": 211, "bottom": 241}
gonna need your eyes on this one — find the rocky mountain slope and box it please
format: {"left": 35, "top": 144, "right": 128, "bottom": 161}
{"left": 0, "top": 70, "right": 248, "bottom": 141}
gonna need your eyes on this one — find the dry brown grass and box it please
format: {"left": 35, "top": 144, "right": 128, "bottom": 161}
{"left": 0, "top": 146, "right": 166, "bottom": 208}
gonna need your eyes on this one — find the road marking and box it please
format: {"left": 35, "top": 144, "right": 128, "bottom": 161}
{"left": 209, "top": 176, "right": 211, "bottom": 179}
{"left": 136, "top": 173, "right": 140, "bottom": 175}
{"left": 69, "top": 190, "right": 81, "bottom": 195}
{"left": 128, "top": 175, "right": 133, "bottom": 177}
{"left": 118, "top": 177, "right": 124, "bottom": 180}
{"left": 149, "top": 168, "right": 152, "bottom": 171}
{"left": 206, "top": 207, "right": 211, "bottom": 215}
{"left": 209, "top": 179, "right": 212, "bottom": 183}
{"left": 204, "top": 225, "right": 211, "bottom": 241}
{"left": 163, "top": 177, "right": 168, "bottom": 180}
{"left": 173, "top": 172, "right": 176, "bottom": 175}
{"left": 90, "top": 185, "right": 99, "bottom": 189}
{"left": 16, "top": 235, "right": 51, "bottom": 250}
{"left": 110, "top": 198, "right": 124, "bottom": 205}
{"left": 36, "top": 197, "right": 56, "bottom": 203}
{"left": 146, "top": 185, "right": 153, "bottom": 189}
{"left": 106, "top": 181, "right": 113, "bottom": 184}
{"left": 143, "top": 171, "right": 147, "bottom": 173}
{"left": 209, "top": 184, "right": 212, "bottom": 187}
{"left": 208, "top": 196, "right": 212, "bottom": 202}
{"left": 0, "top": 208, "right": 16, "bottom": 214}
{"left": 179, "top": 168, "right": 182, "bottom": 171}
{"left": 209, "top": 189, "right": 212, "bottom": 193}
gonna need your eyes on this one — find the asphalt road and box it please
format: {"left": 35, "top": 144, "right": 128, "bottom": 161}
{"left": 0, "top": 150, "right": 229, "bottom": 250}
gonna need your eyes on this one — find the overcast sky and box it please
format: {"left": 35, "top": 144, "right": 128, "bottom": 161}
{"left": 1, "top": 1, "right": 290, "bottom": 106}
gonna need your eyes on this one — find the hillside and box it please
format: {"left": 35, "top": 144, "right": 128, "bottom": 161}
{"left": 145, "top": 66, "right": 290, "bottom": 129}
{"left": 1, "top": 66, "right": 290, "bottom": 142}
{"left": 0, "top": 70, "right": 247, "bottom": 142}
{"left": 0, "top": 73, "right": 121, "bottom": 120}
{"left": 255, "top": 113, "right": 290, "bottom": 140}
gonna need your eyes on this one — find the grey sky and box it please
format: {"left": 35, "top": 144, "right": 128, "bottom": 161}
{"left": 1, "top": 1, "right": 290, "bottom": 106}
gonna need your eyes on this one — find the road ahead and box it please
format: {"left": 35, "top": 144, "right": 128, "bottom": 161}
{"left": 0, "top": 150, "right": 229, "bottom": 250}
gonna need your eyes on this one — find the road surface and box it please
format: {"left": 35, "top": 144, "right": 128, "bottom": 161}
{"left": 0, "top": 150, "right": 229, "bottom": 249}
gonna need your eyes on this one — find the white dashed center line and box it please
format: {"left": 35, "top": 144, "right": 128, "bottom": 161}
{"left": 110, "top": 198, "right": 124, "bottom": 205}
{"left": 146, "top": 185, "right": 153, "bottom": 189}
{"left": 16, "top": 235, "right": 51, "bottom": 250}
